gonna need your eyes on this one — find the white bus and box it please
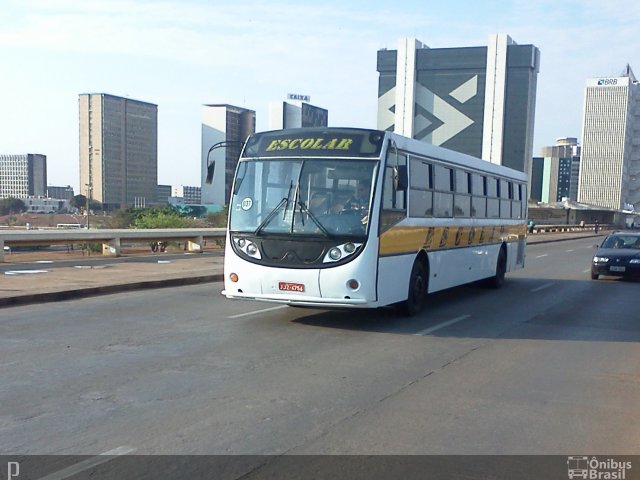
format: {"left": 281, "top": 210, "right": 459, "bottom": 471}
{"left": 222, "top": 128, "right": 527, "bottom": 315}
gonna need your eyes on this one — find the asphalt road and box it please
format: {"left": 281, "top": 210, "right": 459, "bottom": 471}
{"left": 1, "top": 237, "right": 639, "bottom": 459}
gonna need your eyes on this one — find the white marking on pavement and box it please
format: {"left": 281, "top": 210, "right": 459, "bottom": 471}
{"left": 583, "top": 269, "right": 591, "bottom": 273}
{"left": 531, "top": 282, "right": 555, "bottom": 293}
{"left": 535, "top": 254, "right": 548, "bottom": 258}
{"left": 4, "top": 270, "right": 49, "bottom": 275}
{"left": 566, "top": 249, "right": 574, "bottom": 252}
{"left": 36, "top": 446, "right": 136, "bottom": 480}
{"left": 35, "top": 260, "right": 54, "bottom": 263}
{"left": 414, "top": 315, "right": 472, "bottom": 336}
{"left": 228, "top": 305, "right": 288, "bottom": 318}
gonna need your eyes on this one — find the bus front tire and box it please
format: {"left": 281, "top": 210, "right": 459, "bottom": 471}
{"left": 398, "top": 260, "right": 427, "bottom": 316}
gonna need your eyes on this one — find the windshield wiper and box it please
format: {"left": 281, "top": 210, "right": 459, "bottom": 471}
{"left": 296, "top": 200, "right": 332, "bottom": 237}
{"left": 254, "top": 181, "right": 294, "bottom": 236}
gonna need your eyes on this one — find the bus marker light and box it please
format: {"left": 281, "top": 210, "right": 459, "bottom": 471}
{"left": 230, "top": 273, "right": 239, "bottom": 282}
{"left": 347, "top": 279, "right": 359, "bottom": 290}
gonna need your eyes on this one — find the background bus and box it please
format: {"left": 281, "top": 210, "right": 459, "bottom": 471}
{"left": 222, "top": 127, "right": 527, "bottom": 315}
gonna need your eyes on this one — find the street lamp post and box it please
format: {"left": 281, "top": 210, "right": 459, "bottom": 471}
{"left": 85, "top": 184, "right": 92, "bottom": 229}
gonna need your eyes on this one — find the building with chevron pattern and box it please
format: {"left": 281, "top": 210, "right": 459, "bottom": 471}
{"left": 377, "top": 34, "right": 540, "bottom": 188}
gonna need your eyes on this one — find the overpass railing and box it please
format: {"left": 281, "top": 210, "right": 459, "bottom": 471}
{"left": 0, "top": 228, "right": 226, "bottom": 262}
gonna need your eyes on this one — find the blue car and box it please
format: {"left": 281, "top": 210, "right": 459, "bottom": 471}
{"left": 591, "top": 232, "right": 640, "bottom": 280}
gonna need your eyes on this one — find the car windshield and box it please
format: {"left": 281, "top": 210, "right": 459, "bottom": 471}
{"left": 601, "top": 235, "right": 640, "bottom": 249}
{"left": 229, "top": 158, "right": 377, "bottom": 237}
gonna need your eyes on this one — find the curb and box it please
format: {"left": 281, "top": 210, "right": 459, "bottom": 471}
{"left": 0, "top": 273, "right": 225, "bottom": 308}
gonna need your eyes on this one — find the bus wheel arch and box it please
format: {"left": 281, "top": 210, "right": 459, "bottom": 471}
{"left": 397, "top": 250, "right": 429, "bottom": 316}
{"left": 488, "top": 243, "right": 507, "bottom": 289}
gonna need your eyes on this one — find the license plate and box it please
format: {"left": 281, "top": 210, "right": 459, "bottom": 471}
{"left": 610, "top": 266, "right": 626, "bottom": 272}
{"left": 278, "top": 282, "right": 305, "bottom": 292}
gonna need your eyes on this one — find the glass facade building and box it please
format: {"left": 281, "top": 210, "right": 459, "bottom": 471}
{"left": 377, "top": 35, "right": 539, "bottom": 185}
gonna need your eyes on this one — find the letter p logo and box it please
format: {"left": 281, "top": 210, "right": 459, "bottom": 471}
{"left": 7, "top": 462, "right": 19, "bottom": 479}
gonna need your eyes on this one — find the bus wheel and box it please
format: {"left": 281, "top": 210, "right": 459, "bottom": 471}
{"left": 398, "top": 259, "right": 427, "bottom": 316}
{"left": 487, "top": 247, "right": 507, "bottom": 289}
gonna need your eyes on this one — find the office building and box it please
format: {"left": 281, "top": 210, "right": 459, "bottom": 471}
{"left": 0, "top": 154, "right": 47, "bottom": 199}
{"left": 268, "top": 95, "right": 328, "bottom": 130}
{"left": 538, "top": 138, "right": 581, "bottom": 203}
{"left": 578, "top": 66, "right": 640, "bottom": 211}
{"left": 79, "top": 93, "right": 158, "bottom": 210}
{"left": 156, "top": 184, "right": 172, "bottom": 204}
{"left": 47, "top": 185, "right": 75, "bottom": 201}
{"left": 530, "top": 157, "right": 544, "bottom": 202}
{"left": 201, "top": 104, "right": 255, "bottom": 206}
{"left": 172, "top": 185, "right": 201, "bottom": 204}
{"left": 377, "top": 34, "right": 540, "bottom": 180}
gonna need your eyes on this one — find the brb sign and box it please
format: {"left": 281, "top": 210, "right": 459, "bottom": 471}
{"left": 597, "top": 78, "right": 618, "bottom": 86}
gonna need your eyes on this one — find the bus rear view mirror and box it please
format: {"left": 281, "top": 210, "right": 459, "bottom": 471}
{"left": 394, "top": 165, "right": 408, "bottom": 191}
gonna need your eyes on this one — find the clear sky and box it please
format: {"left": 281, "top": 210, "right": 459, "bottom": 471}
{"left": 1, "top": 0, "right": 638, "bottom": 191}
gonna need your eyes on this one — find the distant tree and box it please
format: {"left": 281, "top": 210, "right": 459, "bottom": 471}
{"left": 70, "top": 194, "right": 87, "bottom": 210}
{"left": 205, "top": 207, "right": 228, "bottom": 227}
{"left": 0, "top": 197, "right": 26, "bottom": 215}
{"left": 131, "top": 206, "right": 198, "bottom": 229}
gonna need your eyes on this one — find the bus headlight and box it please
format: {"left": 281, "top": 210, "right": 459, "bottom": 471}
{"left": 323, "top": 242, "right": 363, "bottom": 263}
{"left": 232, "top": 236, "right": 262, "bottom": 259}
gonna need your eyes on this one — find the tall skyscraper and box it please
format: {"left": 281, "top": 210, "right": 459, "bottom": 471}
{"left": 539, "top": 138, "right": 581, "bottom": 203}
{"left": 0, "top": 154, "right": 47, "bottom": 199}
{"left": 268, "top": 95, "right": 328, "bottom": 130}
{"left": 377, "top": 34, "right": 540, "bottom": 180}
{"left": 578, "top": 67, "right": 640, "bottom": 211}
{"left": 201, "top": 104, "right": 255, "bottom": 206}
{"left": 79, "top": 93, "right": 158, "bottom": 210}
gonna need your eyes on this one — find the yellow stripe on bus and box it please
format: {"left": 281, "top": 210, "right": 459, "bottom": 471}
{"left": 379, "top": 224, "right": 526, "bottom": 256}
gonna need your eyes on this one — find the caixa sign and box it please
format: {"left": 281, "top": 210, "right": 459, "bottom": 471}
{"left": 597, "top": 78, "right": 618, "bottom": 86}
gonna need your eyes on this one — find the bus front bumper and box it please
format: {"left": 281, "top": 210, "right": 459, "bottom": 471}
{"left": 221, "top": 290, "right": 371, "bottom": 308}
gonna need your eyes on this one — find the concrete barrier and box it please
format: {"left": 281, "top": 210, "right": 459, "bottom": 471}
{"left": 0, "top": 228, "right": 226, "bottom": 262}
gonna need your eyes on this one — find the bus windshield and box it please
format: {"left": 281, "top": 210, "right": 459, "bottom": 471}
{"left": 229, "top": 158, "right": 378, "bottom": 237}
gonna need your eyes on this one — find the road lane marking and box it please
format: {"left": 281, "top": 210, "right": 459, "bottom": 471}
{"left": 530, "top": 282, "right": 555, "bottom": 293}
{"left": 37, "top": 446, "right": 136, "bottom": 480}
{"left": 566, "top": 249, "right": 574, "bottom": 252}
{"left": 228, "top": 305, "right": 288, "bottom": 318}
{"left": 414, "top": 315, "right": 472, "bottom": 336}
{"left": 583, "top": 269, "right": 591, "bottom": 273}
{"left": 535, "top": 254, "right": 548, "bottom": 258}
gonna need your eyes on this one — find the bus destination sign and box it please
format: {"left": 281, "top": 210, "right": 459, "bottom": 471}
{"left": 244, "top": 129, "right": 385, "bottom": 158}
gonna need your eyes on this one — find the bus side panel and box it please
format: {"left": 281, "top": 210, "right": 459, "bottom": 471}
{"left": 427, "top": 243, "right": 500, "bottom": 293}
{"left": 376, "top": 254, "right": 415, "bottom": 307}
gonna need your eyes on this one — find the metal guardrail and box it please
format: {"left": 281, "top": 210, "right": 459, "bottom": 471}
{"left": 0, "top": 228, "right": 226, "bottom": 262}
{"left": 529, "top": 223, "right": 608, "bottom": 234}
